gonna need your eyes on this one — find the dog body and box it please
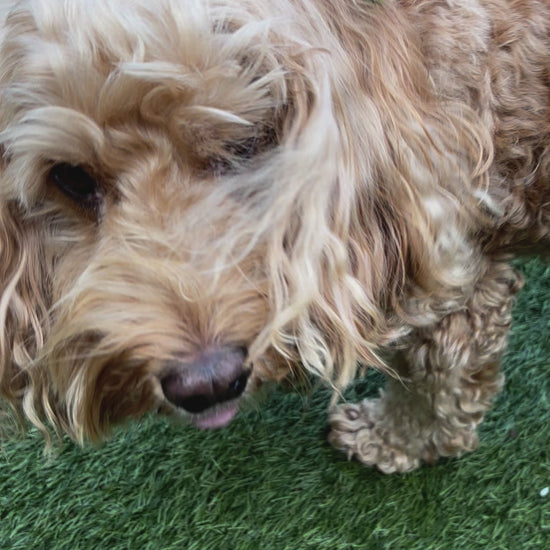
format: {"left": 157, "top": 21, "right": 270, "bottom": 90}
{"left": 0, "top": 0, "right": 549, "bottom": 472}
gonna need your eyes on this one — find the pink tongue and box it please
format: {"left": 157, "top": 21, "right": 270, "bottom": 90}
{"left": 191, "top": 404, "right": 239, "bottom": 430}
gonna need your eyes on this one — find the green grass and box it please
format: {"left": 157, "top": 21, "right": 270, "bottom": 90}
{"left": 1, "top": 257, "right": 550, "bottom": 550}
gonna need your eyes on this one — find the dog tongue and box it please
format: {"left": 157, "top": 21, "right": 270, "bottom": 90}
{"left": 191, "top": 404, "right": 239, "bottom": 430}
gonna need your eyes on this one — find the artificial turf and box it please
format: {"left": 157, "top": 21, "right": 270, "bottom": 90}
{"left": 1, "top": 257, "right": 549, "bottom": 550}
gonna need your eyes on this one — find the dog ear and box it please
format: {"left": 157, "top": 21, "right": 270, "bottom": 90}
{"left": 0, "top": 198, "right": 50, "bottom": 407}
{"left": 260, "top": 3, "right": 488, "bottom": 391}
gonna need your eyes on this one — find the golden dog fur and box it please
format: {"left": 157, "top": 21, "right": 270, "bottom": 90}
{"left": 0, "top": 0, "right": 549, "bottom": 472}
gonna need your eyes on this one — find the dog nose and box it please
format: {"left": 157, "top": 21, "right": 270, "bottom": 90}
{"left": 160, "top": 346, "right": 249, "bottom": 413}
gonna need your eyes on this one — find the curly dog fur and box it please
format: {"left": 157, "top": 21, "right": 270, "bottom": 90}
{"left": 0, "top": 0, "right": 549, "bottom": 472}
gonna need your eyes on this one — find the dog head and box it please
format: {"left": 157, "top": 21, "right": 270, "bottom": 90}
{"left": 0, "top": 0, "right": 480, "bottom": 442}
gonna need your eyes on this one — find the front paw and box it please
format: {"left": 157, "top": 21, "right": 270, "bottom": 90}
{"left": 328, "top": 400, "right": 420, "bottom": 474}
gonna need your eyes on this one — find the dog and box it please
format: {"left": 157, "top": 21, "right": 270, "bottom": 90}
{"left": 0, "top": 0, "right": 548, "bottom": 473}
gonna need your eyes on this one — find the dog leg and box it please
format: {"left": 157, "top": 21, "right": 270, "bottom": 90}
{"left": 329, "top": 261, "right": 522, "bottom": 473}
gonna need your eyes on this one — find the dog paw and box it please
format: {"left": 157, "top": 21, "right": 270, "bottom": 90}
{"left": 328, "top": 399, "right": 421, "bottom": 474}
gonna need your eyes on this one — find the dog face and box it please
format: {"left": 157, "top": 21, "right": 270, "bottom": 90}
{"left": 0, "top": 0, "right": 348, "bottom": 440}
{"left": 0, "top": 0, "right": 477, "bottom": 442}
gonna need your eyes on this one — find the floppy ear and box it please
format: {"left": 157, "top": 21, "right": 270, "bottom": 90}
{"left": 0, "top": 198, "right": 50, "bottom": 408}
{"left": 259, "top": 0, "right": 489, "bottom": 390}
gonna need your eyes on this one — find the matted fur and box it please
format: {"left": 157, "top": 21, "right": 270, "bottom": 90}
{"left": 0, "top": 0, "right": 549, "bottom": 472}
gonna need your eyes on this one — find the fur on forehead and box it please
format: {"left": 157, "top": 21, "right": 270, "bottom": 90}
{"left": 0, "top": 0, "right": 341, "bottom": 205}
{"left": 0, "top": 0, "right": 330, "bottom": 123}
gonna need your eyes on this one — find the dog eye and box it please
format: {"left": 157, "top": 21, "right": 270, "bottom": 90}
{"left": 205, "top": 128, "right": 278, "bottom": 175}
{"left": 49, "top": 163, "right": 102, "bottom": 209}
